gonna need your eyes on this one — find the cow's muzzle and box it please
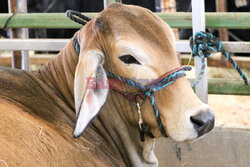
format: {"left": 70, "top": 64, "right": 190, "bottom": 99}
{"left": 190, "top": 110, "right": 215, "bottom": 137}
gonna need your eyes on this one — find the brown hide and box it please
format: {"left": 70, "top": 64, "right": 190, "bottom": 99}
{"left": 0, "top": 99, "right": 123, "bottom": 167}
{"left": 0, "top": 39, "right": 125, "bottom": 167}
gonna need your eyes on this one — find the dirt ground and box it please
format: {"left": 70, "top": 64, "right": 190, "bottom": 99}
{"left": 209, "top": 94, "right": 250, "bottom": 127}
{"left": 209, "top": 67, "right": 250, "bottom": 128}
{"left": 186, "top": 66, "right": 250, "bottom": 128}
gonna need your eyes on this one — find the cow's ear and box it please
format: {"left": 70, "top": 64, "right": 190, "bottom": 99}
{"left": 73, "top": 50, "right": 108, "bottom": 138}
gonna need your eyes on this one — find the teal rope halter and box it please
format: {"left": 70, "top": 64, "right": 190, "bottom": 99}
{"left": 105, "top": 66, "right": 191, "bottom": 139}
{"left": 72, "top": 32, "right": 190, "bottom": 141}
{"left": 189, "top": 31, "right": 248, "bottom": 86}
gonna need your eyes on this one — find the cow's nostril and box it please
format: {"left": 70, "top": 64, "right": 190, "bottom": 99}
{"left": 190, "top": 111, "right": 215, "bottom": 137}
{"left": 190, "top": 116, "right": 204, "bottom": 129}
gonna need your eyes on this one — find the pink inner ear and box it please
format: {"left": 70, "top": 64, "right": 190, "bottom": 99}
{"left": 86, "top": 91, "right": 93, "bottom": 106}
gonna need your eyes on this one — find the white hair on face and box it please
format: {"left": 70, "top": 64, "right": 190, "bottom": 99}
{"left": 116, "top": 40, "right": 148, "bottom": 65}
{"left": 166, "top": 103, "right": 212, "bottom": 142}
{"left": 170, "top": 28, "right": 176, "bottom": 44}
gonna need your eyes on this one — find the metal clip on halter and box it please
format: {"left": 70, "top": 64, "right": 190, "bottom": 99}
{"left": 137, "top": 102, "right": 154, "bottom": 142}
{"left": 137, "top": 102, "right": 146, "bottom": 141}
{"left": 137, "top": 102, "right": 143, "bottom": 131}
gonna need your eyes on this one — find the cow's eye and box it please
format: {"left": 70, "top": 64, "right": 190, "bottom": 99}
{"left": 119, "top": 55, "right": 141, "bottom": 65}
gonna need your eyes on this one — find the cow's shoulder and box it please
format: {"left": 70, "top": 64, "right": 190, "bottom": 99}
{"left": 0, "top": 99, "right": 125, "bottom": 166}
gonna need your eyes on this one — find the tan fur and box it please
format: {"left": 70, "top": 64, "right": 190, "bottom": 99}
{"left": 0, "top": 99, "right": 124, "bottom": 167}
{"left": 0, "top": 3, "right": 212, "bottom": 166}
{"left": 0, "top": 38, "right": 124, "bottom": 167}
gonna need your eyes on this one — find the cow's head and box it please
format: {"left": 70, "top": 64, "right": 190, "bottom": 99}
{"left": 73, "top": 3, "right": 214, "bottom": 142}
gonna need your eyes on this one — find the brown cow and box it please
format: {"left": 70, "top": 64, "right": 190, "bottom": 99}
{"left": 0, "top": 3, "right": 214, "bottom": 167}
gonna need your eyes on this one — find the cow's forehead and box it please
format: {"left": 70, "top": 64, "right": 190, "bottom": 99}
{"left": 94, "top": 3, "right": 174, "bottom": 50}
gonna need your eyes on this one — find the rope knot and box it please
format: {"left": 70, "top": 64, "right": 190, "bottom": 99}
{"left": 189, "top": 31, "right": 248, "bottom": 86}
{"left": 190, "top": 31, "right": 221, "bottom": 58}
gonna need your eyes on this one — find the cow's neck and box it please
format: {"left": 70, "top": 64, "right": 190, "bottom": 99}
{"left": 37, "top": 39, "right": 158, "bottom": 167}
{"left": 37, "top": 39, "right": 77, "bottom": 110}
{"left": 96, "top": 91, "right": 158, "bottom": 166}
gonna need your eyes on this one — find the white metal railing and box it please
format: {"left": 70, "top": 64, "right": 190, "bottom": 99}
{"left": 192, "top": 0, "right": 208, "bottom": 103}
{"left": 1, "top": 39, "right": 250, "bottom": 53}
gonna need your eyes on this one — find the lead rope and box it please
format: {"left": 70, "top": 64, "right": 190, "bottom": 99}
{"left": 189, "top": 31, "right": 249, "bottom": 86}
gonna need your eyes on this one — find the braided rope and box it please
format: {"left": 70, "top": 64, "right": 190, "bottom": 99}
{"left": 147, "top": 71, "right": 187, "bottom": 91}
{"left": 105, "top": 71, "right": 146, "bottom": 90}
{"left": 72, "top": 33, "right": 80, "bottom": 53}
{"left": 148, "top": 95, "right": 167, "bottom": 137}
{"left": 105, "top": 69, "right": 188, "bottom": 137}
{"left": 189, "top": 31, "right": 248, "bottom": 86}
{"left": 66, "top": 10, "right": 91, "bottom": 26}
